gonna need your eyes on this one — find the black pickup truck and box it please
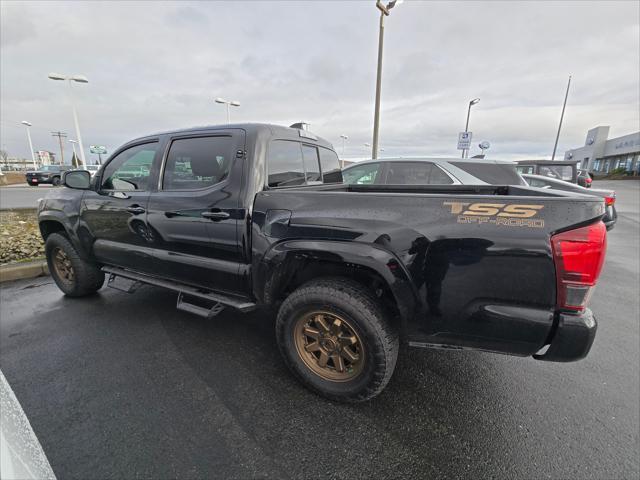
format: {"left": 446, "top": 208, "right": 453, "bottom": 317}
{"left": 38, "top": 123, "right": 608, "bottom": 402}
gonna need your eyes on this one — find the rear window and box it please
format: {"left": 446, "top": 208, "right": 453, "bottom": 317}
{"left": 452, "top": 162, "right": 525, "bottom": 185}
{"left": 319, "top": 148, "right": 342, "bottom": 183}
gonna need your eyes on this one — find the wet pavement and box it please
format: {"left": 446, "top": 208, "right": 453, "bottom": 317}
{"left": 0, "top": 180, "right": 638, "bottom": 479}
{"left": 0, "top": 184, "right": 54, "bottom": 210}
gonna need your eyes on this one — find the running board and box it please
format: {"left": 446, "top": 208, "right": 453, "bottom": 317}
{"left": 102, "top": 266, "right": 256, "bottom": 313}
{"left": 176, "top": 292, "right": 226, "bottom": 319}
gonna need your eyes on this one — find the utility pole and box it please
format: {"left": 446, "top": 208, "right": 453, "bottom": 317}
{"left": 371, "top": 0, "right": 403, "bottom": 160}
{"left": 51, "top": 131, "right": 67, "bottom": 165}
{"left": 552, "top": 75, "right": 571, "bottom": 161}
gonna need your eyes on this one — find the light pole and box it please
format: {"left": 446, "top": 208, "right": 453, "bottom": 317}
{"left": 551, "top": 75, "right": 572, "bottom": 161}
{"left": 214, "top": 98, "right": 240, "bottom": 124}
{"left": 339, "top": 134, "right": 348, "bottom": 167}
{"left": 48, "top": 72, "right": 88, "bottom": 168}
{"left": 371, "top": 0, "right": 403, "bottom": 160}
{"left": 21, "top": 121, "right": 37, "bottom": 170}
{"left": 462, "top": 98, "right": 480, "bottom": 158}
{"left": 69, "top": 139, "right": 78, "bottom": 166}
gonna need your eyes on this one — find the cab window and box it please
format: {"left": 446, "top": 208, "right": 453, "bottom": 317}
{"left": 101, "top": 143, "right": 158, "bottom": 191}
{"left": 267, "top": 140, "right": 305, "bottom": 187}
{"left": 162, "top": 136, "right": 234, "bottom": 190}
{"left": 319, "top": 148, "right": 342, "bottom": 183}
{"left": 301, "top": 144, "right": 321, "bottom": 183}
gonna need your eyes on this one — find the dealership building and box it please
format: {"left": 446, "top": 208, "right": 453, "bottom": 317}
{"left": 564, "top": 126, "right": 640, "bottom": 175}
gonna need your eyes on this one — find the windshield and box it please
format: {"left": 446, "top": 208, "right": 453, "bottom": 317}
{"left": 38, "top": 166, "right": 59, "bottom": 172}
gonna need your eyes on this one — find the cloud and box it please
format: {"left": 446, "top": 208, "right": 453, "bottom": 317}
{"left": 0, "top": 0, "right": 638, "bottom": 162}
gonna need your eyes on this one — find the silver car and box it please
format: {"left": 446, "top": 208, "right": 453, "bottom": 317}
{"left": 342, "top": 157, "right": 526, "bottom": 186}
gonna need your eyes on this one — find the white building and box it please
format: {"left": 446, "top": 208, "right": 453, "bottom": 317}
{"left": 564, "top": 126, "right": 640, "bottom": 175}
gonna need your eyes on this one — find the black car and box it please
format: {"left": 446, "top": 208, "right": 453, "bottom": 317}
{"left": 25, "top": 165, "right": 71, "bottom": 186}
{"left": 522, "top": 174, "right": 616, "bottom": 229}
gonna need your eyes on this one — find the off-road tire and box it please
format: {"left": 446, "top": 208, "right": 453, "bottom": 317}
{"left": 45, "top": 232, "right": 104, "bottom": 297}
{"left": 276, "top": 277, "right": 399, "bottom": 402}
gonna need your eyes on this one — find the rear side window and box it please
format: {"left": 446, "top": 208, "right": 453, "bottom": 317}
{"left": 267, "top": 140, "right": 305, "bottom": 187}
{"left": 319, "top": 148, "right": 342, "bottom": 183}
{"left": 384, "top": 162, "right": 454, "bottom": 185}
{"left": 162, "top": 136, "right": 234, "bottom": 190}
{"left": 452, "top": 161, "right": 525, "bottom": 185}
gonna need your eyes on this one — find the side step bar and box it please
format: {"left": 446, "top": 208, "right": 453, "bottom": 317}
{"left": 102, "top": 266, "right": 256, "bottom": 314}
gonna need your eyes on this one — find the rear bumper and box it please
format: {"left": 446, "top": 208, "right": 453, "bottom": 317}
{"left": 534, "top": 309, "right": 597, "bottom": 362}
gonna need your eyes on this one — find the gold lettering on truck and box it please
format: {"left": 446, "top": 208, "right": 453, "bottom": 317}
{"left": 444, "top": 202, "right": 545, "bottom": 228}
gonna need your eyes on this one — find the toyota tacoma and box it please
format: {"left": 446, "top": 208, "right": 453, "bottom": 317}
{"left": 37, "top": 123, "right": 608, "bottom": 402}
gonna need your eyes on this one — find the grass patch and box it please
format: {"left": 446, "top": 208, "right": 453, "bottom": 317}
{"left": 0, "top": 209, "right": 45, "bottom": 265}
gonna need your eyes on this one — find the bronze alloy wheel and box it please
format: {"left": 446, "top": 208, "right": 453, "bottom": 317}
{"left": 293, "top": 311, "right": 365, "bottom": 382}
{"left": 52, "top": 247, "right": 75, "bottom": 284}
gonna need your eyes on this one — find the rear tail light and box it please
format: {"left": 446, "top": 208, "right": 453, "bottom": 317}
{"left": 551, "top": 221, "right": 607, "bottom": 313}
{"left": 586, "top": 177, "right": 592, "bottom": 184}
{"left": 605, "top": 195, "right": 615, "bottom": 206}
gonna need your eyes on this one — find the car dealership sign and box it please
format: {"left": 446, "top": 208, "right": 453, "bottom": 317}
{"left": 90, "top": 145, "right": 107, "bottom": 154}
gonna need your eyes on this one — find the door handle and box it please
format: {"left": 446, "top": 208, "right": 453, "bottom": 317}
{"left": 201, "top": 211, "right": 230, "bottom": 221}
{"left": 126, "top": 206, "right": 146, "bottom": 215}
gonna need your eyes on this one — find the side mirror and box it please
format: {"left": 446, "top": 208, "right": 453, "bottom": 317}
{"left": 63, "top": 170, "right": 91, "bottom": 189}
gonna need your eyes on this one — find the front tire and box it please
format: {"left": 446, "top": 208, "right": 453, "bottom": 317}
{"left": 45, "top": 232, "right": 104, "bottom": 297}
{"left": 276, "top": 278, "right": 399, "bottom": 403}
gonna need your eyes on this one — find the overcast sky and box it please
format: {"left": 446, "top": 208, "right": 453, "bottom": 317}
{"left": 1, "top": 0, "right": 638, "bottom": 163}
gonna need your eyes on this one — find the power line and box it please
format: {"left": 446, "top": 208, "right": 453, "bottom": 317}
{"left": 51, "top": 131, "right": 67, "bottom": 165}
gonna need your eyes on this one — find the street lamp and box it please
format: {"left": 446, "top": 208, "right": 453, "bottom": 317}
{"left": 69, "top": 139, "right": 78, "bottom": 166}
{"left": 214, "top": 97, "right": 240, "bottom": 124}
{"left": 21, "top": 121, "right": 37, "bottom": 170}
{"left": 339, "top": 134, "right": 349, "bottom": 167}
{"left": 462, "top": 97, "right": 480, "bottom": 158}
{"left": 48, "top": 72, "right": 88, "bottom": 167}
{"left": 371, "top": 0, "right": 403, "bottom": 161}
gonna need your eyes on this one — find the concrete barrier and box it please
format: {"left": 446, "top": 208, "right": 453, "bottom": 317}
{"left": 0, "top": 260, "right": 49, "bottom": 283}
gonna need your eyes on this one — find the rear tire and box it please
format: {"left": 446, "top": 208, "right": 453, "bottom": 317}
{"left": 276, "top": 278, "right": 399, "bottom": 403}
{"left": 52, "top": 177, "right": 61, "bottom": 186}
{"left": 45, "top": 232, "right": 104, "bottom": 297}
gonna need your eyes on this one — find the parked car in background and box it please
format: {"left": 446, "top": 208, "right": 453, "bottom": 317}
{"left": 25, "top": 165, "right": 71, "bottom": 186}
{"left": 522, "top": 174, "right": 616, "bottom": 230}
{"left": 514, "top": 160, "right": 579, "bottom": 184}
{"left": 85, "top": 165, "right": 101, "bottom": 177}
{"left": 577, "top": 169, "right": 593, "bottom": 188}
{"left": 342, "top": 158, "right": 526, "bottom": 186}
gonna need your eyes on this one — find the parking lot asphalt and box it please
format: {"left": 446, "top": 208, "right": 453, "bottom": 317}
{"left": 0, "top": 184, "right": 54, "bottom": 210}
{"left": 1, "top": 180, "right": 638, "bottom": 479}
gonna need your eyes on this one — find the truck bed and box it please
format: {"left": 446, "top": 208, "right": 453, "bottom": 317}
{"left": 252, "top": 184, "right": 605, "bottom": 356}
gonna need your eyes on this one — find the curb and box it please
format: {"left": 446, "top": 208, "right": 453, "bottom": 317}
{"left": 0, "top": 260, "right": 49, "bottom": 283}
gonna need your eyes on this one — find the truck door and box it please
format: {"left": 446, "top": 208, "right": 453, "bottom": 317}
{"left": 145, "top": 131, "right": 246, "bottom": 293}
{"left": 81, "top": 141, "right": 160, "bottom": 272}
